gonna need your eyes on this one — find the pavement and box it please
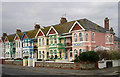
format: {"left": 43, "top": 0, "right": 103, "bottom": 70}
{"left": 1, "top": 64, "right": 120, "bottom": 76}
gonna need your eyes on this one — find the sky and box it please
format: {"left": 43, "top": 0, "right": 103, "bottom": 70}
{"left": 0, "top": 1, "right": 119, "bottom": 37}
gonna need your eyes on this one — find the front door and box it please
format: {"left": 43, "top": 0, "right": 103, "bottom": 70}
{"left": 65, "top": 51, "right": 68, "bottom": 59}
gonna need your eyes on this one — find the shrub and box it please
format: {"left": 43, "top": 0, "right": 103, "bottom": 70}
{"left": 108, "top": 50, "right": 120, "bottom": 60}
{"left": 96, "top": 50, "right": 109, "bottom": 60}
{"left": 74, "top": 56, "right": 80, "bottom": 62}
{"left": 74, "top": 51, "right": 99, "bottom": 62}
{"left": 87, "top": 51, "right": 99, "bottom": 62}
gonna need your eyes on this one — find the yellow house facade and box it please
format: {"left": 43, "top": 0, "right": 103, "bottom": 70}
{"left": 46, "top": 26, "right": 65, "bottom": 61}
{"left": 35, "top": 27, "right": 50, "bottom": 60}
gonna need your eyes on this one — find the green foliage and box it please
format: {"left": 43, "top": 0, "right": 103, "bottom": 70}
{"left": 74, "top": 56, "right": 80, "bottom": 62}
{"left": 108, "top": 50, "right": 120, "bottom": 60}
{"left": 96, "top": 50, "right": 109, "bottom": 60}
{"left": 74, "top": 51, "right": 99, "bottom": 62}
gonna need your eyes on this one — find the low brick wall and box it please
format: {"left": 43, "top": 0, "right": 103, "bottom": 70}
{"left": 5, "top": 60, "right": 23, "bottom": 66}
{"left": 35, "top": 62, "right": 98, "bottom": 70}
{"left": 0, "top": 59, "right": 5, "bottom": 64}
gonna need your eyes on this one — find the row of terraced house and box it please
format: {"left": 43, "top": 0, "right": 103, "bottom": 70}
{"left": 0, "top": 17, "right": 120, "bottom": 66}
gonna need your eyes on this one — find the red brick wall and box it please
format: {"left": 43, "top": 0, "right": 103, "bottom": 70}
{"left": 35, "top": 62, "right": 98, "bottom": 70}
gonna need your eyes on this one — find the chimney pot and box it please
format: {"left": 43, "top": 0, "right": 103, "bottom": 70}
{"left": 16, "top": 29, "right": 21, "bottom": 33}
{"left": 60, "top": 17, "right": 67, "bottom": 24}
{"left": 104, "top": 17, "right": 109, "bottom": 30}
{"left": 2, "top": 33, "right": 7, "bottom": 37}
{"left": 34, "top": 23, "right": 40, "bottom": 29}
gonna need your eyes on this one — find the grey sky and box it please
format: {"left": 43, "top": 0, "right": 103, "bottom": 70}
{"left": 1, "top": 2, "right": 118, "bottom": 37}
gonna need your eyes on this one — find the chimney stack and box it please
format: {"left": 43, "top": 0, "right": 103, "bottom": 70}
{"left": 104, "top": 17, "right": 109, "bottom": 30}
{"left": 2, "top": 33, "right": 7, "bottom": 37}
{"left": 60, "top": 17, "right": 67, "bottom": 24}
{"left": 110, "top": 27, "right": 113, "bottom": 32}
{"left": 34, "top": 23, "right": 40, "bottom": 29}
{"left": 16, "top": 29, "right": 21, "bottom": 33}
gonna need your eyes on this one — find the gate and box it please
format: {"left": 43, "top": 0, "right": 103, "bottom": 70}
{"left": 106, "top": 61, "right": 113, "bottom": 68}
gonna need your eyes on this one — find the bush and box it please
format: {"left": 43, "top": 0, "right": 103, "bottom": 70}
{"left": 74, "top": 56, "right": 80, "bottom": 62}
{"left": 74, "top": 51, "right": 99, "bottom": 62}
{"left": 96, "top": 50, "right": 109, "bottom": 60}
{"left": 108, "top": 50, "right": 120, "bottom": 60}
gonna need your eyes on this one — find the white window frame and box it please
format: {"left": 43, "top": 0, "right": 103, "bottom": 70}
{"left": 106, "top": 36, "right": 109, "bottom": 42}
{"left": 74, "top": 33, "right": 77, "bottom": 42}
{"left": 79, "top": 32, "right": 83, "bottom": 41}
{"left": 110, "top": 35, "right": 112, "bottom": 42}
{"left": 51, "top": 37, "right": 53, "bottom": 44}
{"left": 54, "top": 36, "right": 57, "bottom": 44}
{"left": 86, "top": 33, "right": 88, "bottom": 41}
{"left": 42, "top": 38, "right": 44, "bottom": 45}
{"left": 92, "top": 32, "right": 95, "bottom": 41}
{"left": 39, "top": 38, "right": 41, "bottom": 46}
{"left": 74, "top": 49, "right": 78, "bottom": 58}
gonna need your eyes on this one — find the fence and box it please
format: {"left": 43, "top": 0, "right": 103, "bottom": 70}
{"left": 98, "top": 59, "right": 120, "bottom": 69}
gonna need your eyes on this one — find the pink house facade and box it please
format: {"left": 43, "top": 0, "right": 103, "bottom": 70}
{"left": 69, "top": 17, "right": 115, "bottom": 60}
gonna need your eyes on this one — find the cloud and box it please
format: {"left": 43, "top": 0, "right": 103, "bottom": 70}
{"left": 2, "top": 2, "right": 118, "bottom": 37}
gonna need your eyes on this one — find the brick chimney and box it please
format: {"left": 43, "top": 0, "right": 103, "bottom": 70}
{"left": 2, "top": 33, "right": 7, "bottom": 37}
{"left": 104, "top": 17, "right": 109, "bottom": 30}
{"left": 110, "top": 27, "right": 113, "bottom": 32}
{"left": 60, "top": 17, "right": 67, "bottom": 24}
{"left": 34, "top": 23, "right": 40, "bottom": 29}
{"left": 16, "top": 29, "right": 21, "bottom": 33}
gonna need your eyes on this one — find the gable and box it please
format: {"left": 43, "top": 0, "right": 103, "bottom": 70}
{"left": 72, "top": 23, "right": 82, "bottom": 31}
{"left": 15, "top": 35, "right": 19, "bottom": 40}
{"left": 49, "top": 28, "right": 56, "bottom": 34}
{"left": 37, "top": 31, "right": 43, "bottom": 37}
{"left": 5, "top": 38, "right": 8, "bottom": 42}
{"left": 23, "top": 34, "right": 27, "bottom": 39}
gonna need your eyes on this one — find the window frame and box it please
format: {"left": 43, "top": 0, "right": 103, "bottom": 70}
{"left": 86, "top": 33, "right": 88, "bottom": 41}
{"left": 74, "top": 33, "right": 77, "bottom": 42}
{"left": 92, "top": 32, "right": 95, "bottom": 41}
{"left": 79, "top": 32, "right": 83, "bottom": 41}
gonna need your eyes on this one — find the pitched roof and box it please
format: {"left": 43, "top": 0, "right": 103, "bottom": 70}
{"left": 41, "top": 26, "right": 51, "bottom": 35}
{"left": 114, "top": 36, "right": 120, "bottom": 42}
{"left": 50, "top": 18, "right": 113, "bottom": 35}
{"left": 7, "top": 34, "right": 16, "bottom": 42}
{"left": 25, "top": 29, "right": 39, "bottom": 39}
{"left": 16, "top": 32, "right": 24, "bottom": 39}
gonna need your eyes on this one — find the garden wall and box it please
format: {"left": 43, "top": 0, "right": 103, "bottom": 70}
{"left": 98, "top": 59, "right": 120, "bottom": 69}
{"left": 35, "top": 61, "right": 98, "bottom": 70}
{"left": 0, "top": 59, "right": 5, "bottom": 64}
{"left": 4, "top": 60, "right": 23, "bottom": 66}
